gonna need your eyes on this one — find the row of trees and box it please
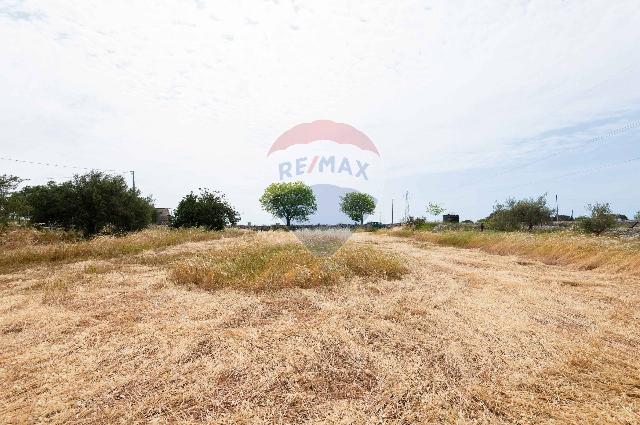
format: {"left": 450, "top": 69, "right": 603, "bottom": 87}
{"left": 258, "top": 182, "right": 376, "bottom": 226}
{"left": 2, "top": 172, "right": 636, "bottom": 236}
{"left": 422, "top": 195, "right": 633, "bottom": 235}
{"left": 171, "top": 181, "right": 375, "bottom": 230}
{"left": 1, "top": 174, "right": 376, "bottom": 235}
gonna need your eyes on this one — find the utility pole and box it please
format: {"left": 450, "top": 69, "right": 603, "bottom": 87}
{"left": 130, "top": 170, "right": 136, "bottom": 192}
{"left": 404, "top": 191, "right": 410, "bottom": 221}
{"left": 555, "top": 194, "right": 559, "bottom": 222}
{"left": 391, "top": 199, "right": 394, "bottom": 224}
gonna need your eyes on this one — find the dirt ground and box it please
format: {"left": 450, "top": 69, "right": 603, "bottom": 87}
{"left": 1, "top": 232, "right": 639, "bottom": 424}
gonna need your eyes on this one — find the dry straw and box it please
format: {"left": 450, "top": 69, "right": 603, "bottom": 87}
{"left": 1, "top": 228, "right": 639, "bottom": 423}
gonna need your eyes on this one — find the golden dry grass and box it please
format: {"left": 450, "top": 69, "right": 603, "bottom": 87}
{"left": 293, "top": 228, "right": 352, "bottom": 256}
{"left": 0, "top": 226, "right": 246, "bottom": 273}
{"left": 388, "top": 227, "right": 640, "bottom": 276}
{"left": 0, "top": 225, "right": 82, "bottom": 248}
{"left": 170, "top": 240, "right": 407, "bottom": 291}
{"left": 1, "top": 230, "right": 639, "bottom": 424}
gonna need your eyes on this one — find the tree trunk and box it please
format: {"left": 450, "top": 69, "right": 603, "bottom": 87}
{"left": 360, "top": 216, "right": 364, "bottom": 225}
{"left": 286, "top": 216, "right": 291, "bottom": 227}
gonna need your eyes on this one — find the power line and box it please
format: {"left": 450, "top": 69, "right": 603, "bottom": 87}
{"left": 487, "top": 155, "right": 640, "bottom": 193}
{"left": 0, "top": 155, "right": 128, "bottom": 174}
{"left": 457, "top": 119, "right": 640, "bottom": 190}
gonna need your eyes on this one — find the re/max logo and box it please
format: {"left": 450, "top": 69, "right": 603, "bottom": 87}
{"left": 279, "top": 156, "right": 369, "bottom": 181}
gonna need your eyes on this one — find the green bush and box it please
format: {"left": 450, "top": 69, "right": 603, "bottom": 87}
{"left": 172, "top": 189, "right": 239, "bottom": 230}
{"left": 15, "top": 172, "right": 155, "bottom": 236}
{"left": 404, "top": 216, "right": 438, "bottom": 231}
{"left": 578, "top": 203, "right": 617, "bottom": 235}
{"left": 485, "top": 195, "right": 552, "bottom": 231}
{"left": 0, "top": 174, "right": 23, "bottom": 225}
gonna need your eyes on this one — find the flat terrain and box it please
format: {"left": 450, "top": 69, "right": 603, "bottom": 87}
{"left": 1, "top": 232, "right": 639, "bottom": 424}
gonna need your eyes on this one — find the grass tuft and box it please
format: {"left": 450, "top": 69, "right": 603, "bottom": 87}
{"left": 170, "top": 241, "right": 408, "bottom": 291}
{"left": 334, "top": 245, "right": 408, "bottom": 279}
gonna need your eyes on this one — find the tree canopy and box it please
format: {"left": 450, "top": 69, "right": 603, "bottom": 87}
{"left": 259, "top": 181, "right": 317, "bottom": 226}
{"left": 486, "top": 195, "right": 552, "bottom": 231}
{"left": 426, "top": 202, "right": 446, "bottom": 219}
{"left": 16, "top": 172, "right": 155, "bottom": 236}
{"left": 0, "top": 174, "right": 23, "bottom": 225}
{"left": 172, "top": 189, "right": 239, "bottom": 230}
{"left": 340, "top": 191, "right": 376, "bottom": 225}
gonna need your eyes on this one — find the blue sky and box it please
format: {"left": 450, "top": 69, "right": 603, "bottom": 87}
{"left": 1, "top": 0, "right": 639, "bottom": 223}
{"left": 390, "top": 113, "right": 640, "bottom": 221}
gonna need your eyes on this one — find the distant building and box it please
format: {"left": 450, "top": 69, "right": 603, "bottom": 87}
{"left": 443, "top": 214, "right": 459, "bottom": 223}
{"left": 155, "top": 208, "right": 171, "bottom": 225}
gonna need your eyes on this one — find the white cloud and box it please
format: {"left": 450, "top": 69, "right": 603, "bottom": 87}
{"left": 1, "top": 0, "right": 639, "bottom": 222}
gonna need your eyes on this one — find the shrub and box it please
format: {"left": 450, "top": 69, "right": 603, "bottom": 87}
{"left": 404, "top": 216, "right": 437, "bottom": 231}
{"left": 486, "top": 195, "right": 552, "bottom": 231}
{"left": 635, "top": 211, "right": 640, "bottom": 221}
{"left": 578, "top": 203, "right": 617, "bottom": 235}
{"left": 0, "top": 174, "right": 23, "bottom": 225}
{"left": 15, "top": 172, "right": 155, "bottom": 236}
{"left": 172, "top": 189, "right": 239, "bottom": 230}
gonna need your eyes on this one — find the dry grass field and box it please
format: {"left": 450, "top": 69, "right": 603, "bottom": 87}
{"left": 1, "top": 227, "right": 639, "bottom": 424}
{"left": 386, "top": 227, "right": 640, "bottom": 276}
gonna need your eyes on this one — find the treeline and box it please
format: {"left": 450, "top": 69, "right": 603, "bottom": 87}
{"left": 1, "top": 172, "right": 155, "bottom": 236}
{"left": 1, "top": 172, "right": 638, "bottom": 237}
{"left": 415, "top": 196, "right": 637, "bottom": 235}
{"left": 1, "top": 172, "right": 378, "bottom": 237}
{"left": 0, "top": 172, "right": 242, "bottom": 236}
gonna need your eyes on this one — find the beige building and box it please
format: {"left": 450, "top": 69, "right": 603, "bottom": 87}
{"left": 154, "top": 208, "right": 171, "bottom": 225}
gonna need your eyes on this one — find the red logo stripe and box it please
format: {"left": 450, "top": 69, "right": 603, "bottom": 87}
{"left": 268, "top": 120, "right": 379, "bottom": 156}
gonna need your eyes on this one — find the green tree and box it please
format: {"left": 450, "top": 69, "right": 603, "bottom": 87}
{"left": 172, "top": 189, "right": 239, "bottom": 230}
{"left": 17, "top": 172, "right": 155, "bottom": 236}
{"left": 486, "top": 195, "right": 553, "bottom": 231}
{"left": 340, "top": 191, "right": 376, "bottom": 225}
{"left": 635, "top": 211, "right": 640, "bottom": 221}
{"left": 426, "top": 202, "right": 446, "bottom": 220}
{"left": 259, "top": 181, "right": 317, "bottom": 226}
{"left": 578, "top": 202, "right": 617, "bottom": 235}
{"left": 0, "top": 174, "right": 23, "bottom": 225}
